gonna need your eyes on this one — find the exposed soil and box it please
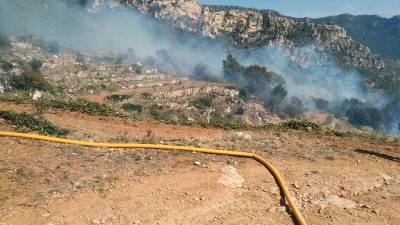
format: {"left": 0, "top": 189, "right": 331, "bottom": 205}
{"left": 0, "top": 103, "right": 399, "bottom": 225}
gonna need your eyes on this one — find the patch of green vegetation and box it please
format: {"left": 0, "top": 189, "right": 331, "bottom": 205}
{"left": 208, "top": 114, "right": 248, "bottom": 130}
{"left": 30, "top": 58, "right": 43, "bottom": 71}
{"left": 10, "top": 65, "right": 51, "bottom": 91}
{"left": 281, "top": 120, "right": 320, "bottom": 131}
{"left": 37, "top": 99, "right": 116, "bottom": 116}
{"left": 108, "top": 135, "right": 130, "bottom": 143}
{"left": 0, "top": 110, "right": 69, "bottom": 136}
{"left": 324, "top": 155, "right": 335, "bottom": 161}
{"left": 149, "top": 104, "right": 161, "bottom": 120}
{"left": 190, "top": 94, "right": 216, "bottom": 110}
{"left": 106, "top": 94, "right": 131, "bottom": 102}
{"left": 121, "top": 103, "right": 143, "bottom": 113}
{"left": 0, "top": 92, "right": 34, "bottom": 104}
{"left": 141, "top": 92, "right": 153, "bottom": 100}
{"left": 131, "top": 153, "right": 141, "bottom": 161}
{"left": 1, "top": 61, "right": 14, "bottom": 71}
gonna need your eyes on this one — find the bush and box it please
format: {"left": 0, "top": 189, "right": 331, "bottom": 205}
{"left": 334, "top": 98, "right": 365, "bottom": 118}
{"left": 283, "top": 104, "right": 304, "bottom": 118}
{"left": 10, "top": 66, "right": 50, "bottom": 91}
{"left": 30, "top": 58, "right": 43, "bottom": 71}
{"left": 346, "top": 107, "right": 384, "bottom": 130}
{"left": 0, "top": 110, "right": 69, "bottom": 136}
{"left": 141, "top": 92, "right": 152, "bottom": 100}
{"left": 223, "top": 54, "right": 244, "bottom": 83}
{"left": 122, "top": 103, "right": 143, "bottom": 113}
{"left": 1, "top": 61, "right": 14, "bottom": 72}
{"left": 38, "top": 99, "right": 116, "bottom": 116}
{"left": 190, "top": 94, "right": 216, "bottom": 109}
{"left": 235, "top": 106, "right": 245, "bottom": 115}
{"left": 282, "top": 120, "right": 320, "bottom": 131}
{"left": 132, "top": 64, "right": 143, "bottom": 74}
{"left": 106, "top": 94, "right": 131, "bottom": 102}
{"left": 0, "top": 34, "right": 11, "bottom": 49}
{"left": 239, "top": 88, "right": 250, "bottom": 100}
{"left": 149, "top": 104, "right": 162, "bottom": 120}
{"left": 0, "top": 92, "right": 33, "bottom": 104}
{"left": 208, "top": 113, "right": 248, "bottom": 130}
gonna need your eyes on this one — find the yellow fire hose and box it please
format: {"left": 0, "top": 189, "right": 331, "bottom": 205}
{"left": 0, "top": 131, "right": 307, "bottom": 225}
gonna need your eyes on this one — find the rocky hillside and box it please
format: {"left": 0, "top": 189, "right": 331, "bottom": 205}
{"left": 315, "top": 14, "right": 400, "bottom": 60}
{"left": 109, "top": 0, "right": 398, "bottom": 98}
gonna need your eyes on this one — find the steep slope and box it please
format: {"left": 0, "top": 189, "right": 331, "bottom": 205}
{"left": 119, "top": 0, "right": 399, "bottom": 98}
{"left": 315, "top": 14, "right": 400, "bottom": 60}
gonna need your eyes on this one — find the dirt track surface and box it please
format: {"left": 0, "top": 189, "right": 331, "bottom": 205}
{"left": 0, "top": 104, "right": 400, "bottom": 225}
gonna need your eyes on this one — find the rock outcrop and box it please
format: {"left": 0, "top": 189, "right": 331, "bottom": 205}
{"left": 82, "top": 0, "right": 399, "bottom": 96}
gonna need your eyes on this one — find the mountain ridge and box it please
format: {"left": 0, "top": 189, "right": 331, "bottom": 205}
{"left": 314, "top": 13, "right": 400, "bottom": 60}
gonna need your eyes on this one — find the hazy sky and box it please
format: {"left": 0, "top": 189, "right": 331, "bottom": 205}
{"left": 200, "top": 0, "right": 400, "bottom": 18}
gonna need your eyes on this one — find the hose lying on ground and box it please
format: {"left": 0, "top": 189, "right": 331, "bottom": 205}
{"left": 0, "top": 131, "right": 308, "bottom": 225}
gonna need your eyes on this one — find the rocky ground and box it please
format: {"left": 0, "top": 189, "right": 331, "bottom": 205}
{"left": 0, "top": 100, "right": 400, "bottom": 225}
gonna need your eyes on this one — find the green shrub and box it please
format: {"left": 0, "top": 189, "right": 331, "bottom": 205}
{"left": 10, "top": 66, "right": 50, "bottom": 91}
{"left": 141, "top": 92, "right": 152, "bottom": 100}
{"left": 0, "top": 92, "right": 33, "bottom": 104}
{"left": 346, "top": 107, "right": 384, "bottom": 130}
{"left": 208, "top": 113, "right": 248, "bottom": 130}
{"left": 132, "top": 64, "right": 143, "bottom": 74}
{"left": 283, "top": 104, "right": 304, "bottom": 119}
{"left": 1, "top": 61, "right": 14, "bottom": 71}
{"left": 191, "top": 94, "right": 216, "bottom": 110}
{"left": 149, "top": 104, "right": 161, "bottom": 120}
{"left": 235, "top": 106, "right": 245, "bottom": 115}
{"left": 0, "top": 110, "right": 69, "bottom": 136}
{"left": 30, "top": 59, "right": 43, "bottom": 71}
{"left": 282, "top": 120, "right": 320, "bottom": 131}
{"left": 37, "top": 99, "right": 116, "bottom": 116}
{"left": 122, "top": 103, "right": 143, "bottom": 113}
{"left": 106, "top": 94, "right": 131, "bottom": 102}
{"left": 324, "top": 155, "right": 335, "bottom": 161}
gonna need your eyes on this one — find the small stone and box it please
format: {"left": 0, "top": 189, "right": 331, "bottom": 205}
{"left": 92, "top": 219, "right": 101, "bottom": 224}
{"left": 360, "top": 204, "right": 372, "bottom": 210}
{"left": 218, "top": 165, "right": 244, "bottom": 188}
{"left": 41, "top": 213, "right": 50, "bottom": 217}
{"left": 293, "top": 181, "right": 301, "bottom": 189}
{"left": 194, "top": 161, "right": 201, "bottom": 166}
{"left": 373, "top": 210, "right": 379, "bottom": 215}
